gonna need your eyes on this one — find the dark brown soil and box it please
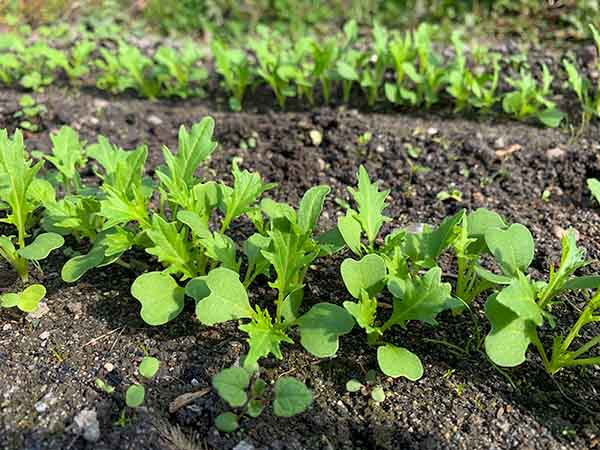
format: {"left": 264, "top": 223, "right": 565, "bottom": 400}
{"left": 2, "top": 85, "right": 600, "bottom": 450}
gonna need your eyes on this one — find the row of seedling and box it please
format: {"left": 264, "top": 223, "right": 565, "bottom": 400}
{"left": 1, "top": 118, "right": 600, "bottom": 431}
{"left": 1, "top": 22, "right": 600, "bottom": 126}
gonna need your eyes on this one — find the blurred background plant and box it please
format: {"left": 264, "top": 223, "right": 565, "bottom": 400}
{"left": 0, "top": 0, "right": 598, "bottom": 43}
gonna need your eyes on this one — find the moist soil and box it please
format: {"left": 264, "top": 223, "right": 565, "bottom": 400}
{"left": 1, "top": 85, "right": 600, "bottom": 450}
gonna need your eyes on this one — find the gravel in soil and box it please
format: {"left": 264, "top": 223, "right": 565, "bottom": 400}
{"left": 1, "top": 86, "right": 600, "bottom": 450}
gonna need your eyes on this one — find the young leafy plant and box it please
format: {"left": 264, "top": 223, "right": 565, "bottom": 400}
{"left": 484, "top": 228, "right": 600, "bottom": 374}
{"left": 212, "top": 366, "right": 312, "bottom": 432}
{"left": 0, "top": 129, "right": 64, "bottom": 282}
{"left": 186, "top": 186, "right": 354, "bottom": 366}
{"left": 346, "top": 369, "right": 386, "bottom": 403}
{"left": 212, "top": 40, "right": 253, "bottom": 111}
{"left": 502, "top": 64, "right": 565, "bottom": 127}
{"left": 126, "top": 356, "right": 160, "bottom": 408}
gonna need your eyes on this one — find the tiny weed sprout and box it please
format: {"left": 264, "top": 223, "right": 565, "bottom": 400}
{"left": 125, "top": 356, "right": 160, "bottom": 408}
{"left": 346, "top": 369, "right": 386, "bottom": 403}
{"left": 212, "top": 365, "right": 312, "bottom": 432}
{"left": 212, "top": 40, "right": 253, "bottom": 111}
{"left": 14, "top": 95, "right": 46, "bottom": 132}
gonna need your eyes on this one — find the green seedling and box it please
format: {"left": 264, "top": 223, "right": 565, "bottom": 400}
{"left": 213, "top": 365, "right": 312, "bottom": 432}
{"left": 483, "top": 228, "right": 600, "bottom": 374}
{"left": 359, "top": 22, "right": 389, "bottom": 107}
{"left": 502, "top": 64, "right": 565, "bottom": 127}
{"left": 155, "top": 41, "right": 207, "bottom": 98}
{"left": 186, "top": 185, "right": 354, "bottom": 366}
{"left": 0, "top": 129, "right": 64, "bottom": 282}
{"left": 0, "top": 284, "right": 47, "bottom": 313}
{"left": 346, "top": 369, "right": 386, "bottom": 403}
{"left": 212, "top": 40, "right": 253, "bottom": 111}
{"left": 45, "top": 40, "right": 96, "bottom": 83}
{"left": 126, "top": 356, "right": 160, "bottom": 408}
{"left": 14, "top": 95, "right": 46, "bottom": 132}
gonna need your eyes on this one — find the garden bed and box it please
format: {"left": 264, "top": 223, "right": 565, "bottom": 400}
{"left": 1, "top": 85, "right": 600, "bottom": 450}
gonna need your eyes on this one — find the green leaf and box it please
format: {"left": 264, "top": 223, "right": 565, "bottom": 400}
{"left": 340, "top": 254, "right": 386, "bottom": 299}
{"left": 200, "top": 232, "right": 240, "bottom": 272}
{"left": 538, "top": 108, "right": 565, "bottom": 128}
{"left": 280, "top": 287, "right": 303, "bottom": 323}
{"left": 247, "top": 399, "right": 265, "bottom": 418}
{"left": 315, "top": 227, "right": 346, "bottom": 256}
{"left": 485, "top": 224, "right": 534, "bottom": 276}
{"left": 130, "top": 272, "right": 185, "bottom": 326}
{"left": 371, "top": 386, "right": 386, "bottom": 402}
{"left": 215, "top": 412, "right": 239, "bottom": 432}
{"left": 563, "top": 276, "right": 600, "bottom": 291}
{"left": 212, "top": 368, "right": 249, "bottom": 407}
{"left": 17, "top": 233, "right": 64, "bottom": 260}
{"left": 467, "top": 208, "right": 506, "bottom": 253}
{"left": 297, "top": 303, "right": 355, "bottom": 357}
{"left": 484, "top": 276, "right": 543, "bottom": 367}
{"left": 588, "top": 178, "right": 600, "bottom": 205}
{"left": 273, "top": 377, "right": 312, "bottom": 417}
{"left": 297, "top": 185, "right": 330, "bottom": 234}
{"left": 138, "top": 357, "right": 160, "bottom": 379}
{"left": 146, "top": 215, "right": 194, "bottom": 278}
{"left": 377, "top": 344, "right": 423, "bottom": 380}
{"left": 0, "top": 284, "right": 46, "bottom": 313}
{"left": 195, "top": 268, "right": 254, "bottom": 325}
{"left": 346, "top": 379, "right": 364, "bottom": 392}
{"left": 45, "top": 126, "right": 85, "bottom": 182}
{"left": 386, "top": 267, "right": 456, "bottom": 327}
{"left": 337, "top": 213, "right": 362, "bottom": 256}
{"left": 221, "top": 160, "right": 275, "bottom": 230}
{"left": 349, "top": 166, "right": 390, "bottom": 248}
{"left": 125, "top": 384, "right": 145, "bottom": 408}
{"left": 239, "top": 310, "right": 293, "bottom": 365}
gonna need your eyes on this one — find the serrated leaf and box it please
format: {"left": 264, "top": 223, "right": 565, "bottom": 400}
{"left": 130, "top": 272, "right": 185, "bottom": 326}
{"left": 341, "top": 254, "right": 387, "bottom": 298}
{"left": 239, "top": 311, "right": 293, "bottom": 365}
{"left": 17, "top": 233, "right": 64, "bottom": 260}
{"left": 386, "top": 267, "right": 456, "bottom": 327}
{"left": 377, "top": 344, "right": 423, "bottom": 380}
{"left": 145, "top": 215, "right": 194, "bottom": 278}
{"left": 200, "top": 232, "right": 240, "bottom": 272}
{"left": 297, "top": 303, "right": 355, "bottom": 357}
{"left": 212, "top": 368, "right": 249, "bottom": 407}
{"left": 349, "top": 166, "right": 390, "bottom": 248}
{"left": 273, "top": 377, "right": 312, "bottom": 417}
{"left": 221, "top": 160, "right": 275, "bottom": 230}
{"left": 195, "top": 268, "right": 254, "bottom": 325}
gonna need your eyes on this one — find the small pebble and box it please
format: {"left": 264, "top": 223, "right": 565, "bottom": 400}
{"left": 104, "top": 362, "right": 114, "bottom": 372}
{"left": 546, "top": 147, "right": 566, "bottom": 160}
{"left": 148, "top": 115, "right": 163, "bottom": 126}
{"left": 39, "top": 331, "right": 50, "bottom": 340}
{"left": 233, "top": 441, "right": 255, "bottom": 450}
{"left": 73, "top": 408, "right": 100, "bottom": 442}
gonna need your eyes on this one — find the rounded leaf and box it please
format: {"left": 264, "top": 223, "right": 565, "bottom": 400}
{"left": 377, "top": 344, "right": 423, "bottom": 380}
{"left": 125, "top": 384, "right": 145, "bottom": 408}
{"left": 212, "top": 368, "right": 249, "bottom": 408}
{"left": 341, "top": 254, "right": 386, "bottom": 299}
{"left": 485, "top": 224, "right": 534, "bottom": 276}
{"left": 273, "top": 377, "right": 312, "bottom": 417}
{"left": 297, "top": 303, "right": 355, "bottom": 357}
{"left": 215, "top": 412, "right": 239, "bottom": 432}
{"left": 61, "top": 246, "right": 107, "bottom": 283}
{"left": 17, "top": 233, "right": 64, "bottom": 260}
{"left": 371, "top": 386, "right": 385, "bottom": 403}
{"left": 138, "top": 357, "right": 160, "bottom": 379}
{"left": 345, "top": 379, "right": 363, "bottom": 393}
{"left": 131, "top": 272, "right": 185, "bottom": 326}
{"left": 195, "top": 268, "right": 253, "bottom": 325}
